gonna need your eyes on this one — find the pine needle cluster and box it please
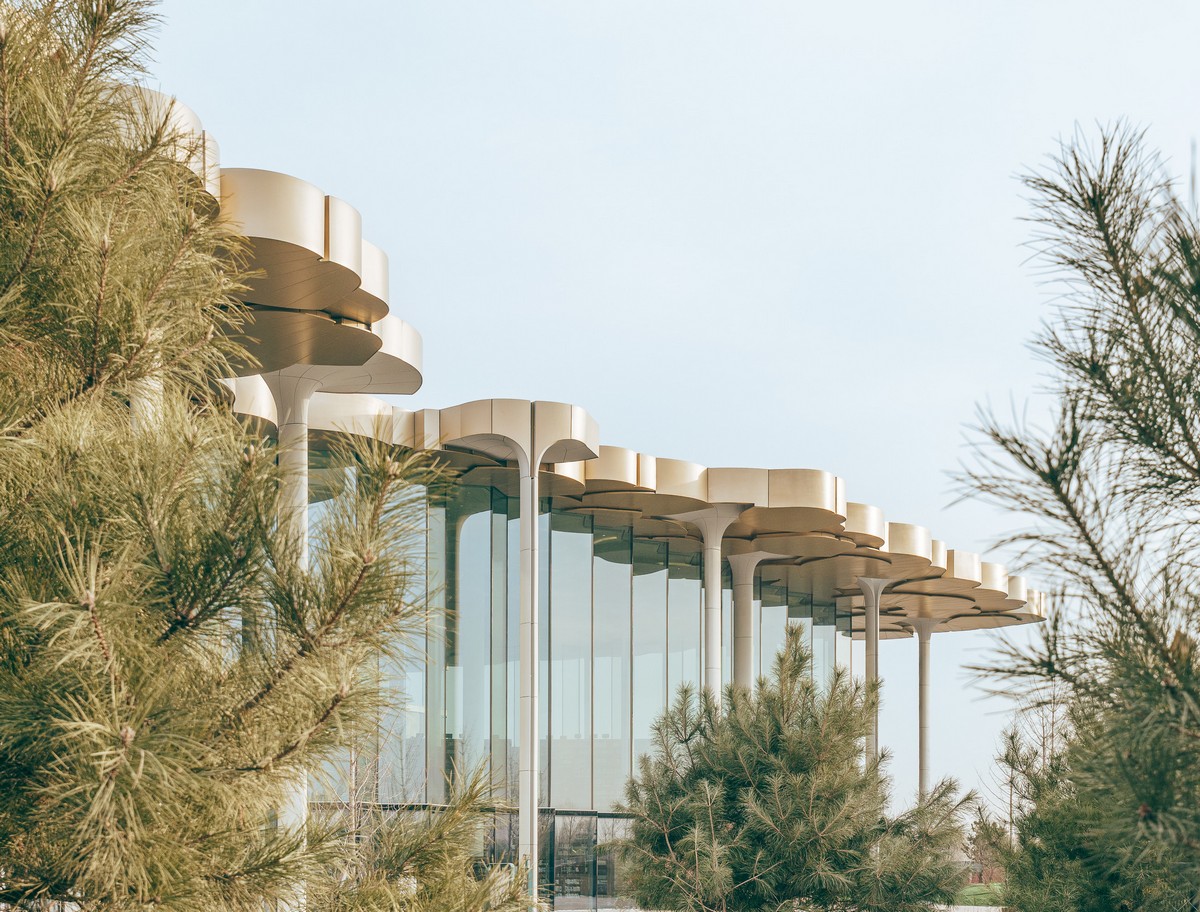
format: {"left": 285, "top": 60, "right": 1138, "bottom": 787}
{"left": 617, "top": 627, "right": 970, "bottom": 912}
{"left": 309, "top": 768, "right": 533, "bottom": 912}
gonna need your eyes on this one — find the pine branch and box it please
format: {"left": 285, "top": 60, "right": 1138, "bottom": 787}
{"left": 229, "top": 557, "right": 373, "bottom": 727}
{"left": 240, "top": 683, "right": 349, "bottom": 773}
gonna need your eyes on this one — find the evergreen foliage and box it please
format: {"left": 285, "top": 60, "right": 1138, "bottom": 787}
{"left": 309, "top": 768, "right": 530, "bottom": 912}
{"left": 983, "top": 724, "right": 1193, "bottom": 912}
{"left": 0, "top": 1, "right": 532, "bottom": 909}
{"left": 964, "top": 124, "right": 1200, "bottom": 908}
{"left": 617, "top": 627, "right": 970, "bottom": 912}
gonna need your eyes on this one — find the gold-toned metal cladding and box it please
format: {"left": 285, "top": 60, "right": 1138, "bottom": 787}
{"left": 383, "top": 404, "right": 1044, "bottom": 637}
{"left": 231, "top": 310, "right": 382, "bottom": 375}
{"left": 215, "top": 167, "right": 420, "bottom": 381}
{"left": 154, "top": 96, "right": 422, "bottom": 386}
{"left": 313, "top": 316, "right": 423, "bottom": 395}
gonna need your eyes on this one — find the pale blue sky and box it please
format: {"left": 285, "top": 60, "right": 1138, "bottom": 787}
{"left": 150, "top": 0, "right": 1200, "bottom": 806}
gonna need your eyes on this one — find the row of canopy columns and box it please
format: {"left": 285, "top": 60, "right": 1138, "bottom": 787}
{"left": 267, "top": 433, "right": 948, "bottom": 910}
{"left": 376, "top": 416, "right": 1025, "bottom": 906}
{"left": 675, "top": 505, "right": 941, "bottom": 800}
{"left": 263, "top": 398, "right": 1041, "bottom": 912}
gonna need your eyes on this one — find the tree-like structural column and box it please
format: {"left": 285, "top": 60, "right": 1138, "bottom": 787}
{"left": 403, "top": 400, "right": 598, "bottom": 906}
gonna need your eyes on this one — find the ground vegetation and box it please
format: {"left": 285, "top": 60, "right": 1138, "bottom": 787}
{"left": 617, "top": 627, "right": 970, "bottom": 912}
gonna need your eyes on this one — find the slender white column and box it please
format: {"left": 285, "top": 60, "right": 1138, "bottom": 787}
{"left": 517, "top": 453, "right": 542, "bottom": 904}
{"left": 728, "top": 551, "right": 772, "bottom": 691}
{"left": 264, "top": 373, "right": 321, "bottom": 566}
{"left": 678, "top": 506, "right": 743, "bottom": 702}
{"left": 856, "top": 577, "right": 889, "bottom": 760}
{"left": 909, "top": 618, "right": 940, "bottom": 799}
{"left": 263, "top": 372, "right": 321, "bottom": 912}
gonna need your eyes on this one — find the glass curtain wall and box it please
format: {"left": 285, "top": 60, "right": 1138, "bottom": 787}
{"left": 666, "top": 545, "right": 702, "bottom": 699}
{"left": 549, "top": 511, "right": 593, "bottom": 810}
{"left": 631, "top": 541, "right": 667, "bottom": 764}
{"left": 592, "top": 525, "right": 632, "bottom": 813}
{"left": 337, "top": 472, "right": 861, "bottom": 909}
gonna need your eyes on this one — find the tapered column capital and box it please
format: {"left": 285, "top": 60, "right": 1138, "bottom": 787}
{"left": 670, "top": 503, "right": 746, "bottom": 543}
{"left": 728, "top": 549, "right": 775, "bottom": 584}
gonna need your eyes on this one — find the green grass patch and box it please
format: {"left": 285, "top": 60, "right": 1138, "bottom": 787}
{"left": 956, "top": 882, "right": 1004, "bottom": 906}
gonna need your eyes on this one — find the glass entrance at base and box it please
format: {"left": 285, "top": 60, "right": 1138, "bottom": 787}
{"left": 529, "top": 811, "right": 631, "bottom": 911}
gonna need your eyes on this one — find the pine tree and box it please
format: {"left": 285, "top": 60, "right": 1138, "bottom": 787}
{"left": 0, "top": 2, "right": 461, "bottom": 908}
{"left": 617, "top": 627, "right": 970, "bottom": 912}
{"left": 964, "top": 124, "right": 1200, "bottom": 907}
{"left": 981, "top": 721, "right": 1193, "bottom": 912}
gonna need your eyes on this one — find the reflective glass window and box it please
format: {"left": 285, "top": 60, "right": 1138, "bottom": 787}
{"left": 446, "top": 489, "right": 492, "bottom": 779}
{"left": 632, "top": 540, "right": 667, "bottom": 765}
{"left": 425, "top": 499, "right": 448, "bottom": 803}
{"left": 667, "top": 547, "right": 702, "bottom": 699}
{"left": 597, "top": 816, "right": 631, "bottom": 910}
{"left": 506, "top": 507, "right": 520, "bottom": 806}
{"left": 593, "top": 526, "right": 631, "bottom": 812}
{"left": 721, "top": 562, "right": 733, "bottom": 689}
{"left": 550, "top": 511, "right": 593, "bottom": 810}
{"left": 760, "top": 569, "right": 789, "bottom": 679}
{"left": 539, "top": 507, "right": 551, "bottom": 805}
{"left": 760, "top": 574, "right": 792, "bottom": 679}
{"left": 835, "top": 603, "right": 854, "bottom": 672}
{"left": 490, "top": 489, "right": 511, "bottom": 800}
{"left": 377, "top": 479, "right": 429, "bottom": 803}
{"left": 811, "top": 597, "right": 837, "bottom": 686}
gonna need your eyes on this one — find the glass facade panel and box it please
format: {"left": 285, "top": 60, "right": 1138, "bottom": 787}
{"left": 490, "top": 809, "right": 518, "bottom": 866}
{"left": 760, "top": 574, "right": 791, "bottom": 679}
{"left": 592, "top": 526, "right": 632, "bottom": 812}
{"left": 539, "top": 507, "right": 551, "bottom": 805}
{"left": 631, "top": 540, "right": 667, "bottom": 766}
{"left": 812, "top": 598, "right": 838, "bottom": 687}
{"left": 446, "top": 492, "right": 492, "bottom": 780}
{"left": 597, "top": 816, "right": 631, "bottom": 911}
{"left": 490, "top": 489, "right": 512, "bottom": 800}
{"left": 379, "top": 648, "right": 426, "bottom": 803}
{"left": 550, "top": 512, "right": 593, "bottom": 810}
{"left": 349, "top": 472, "right": 865, "bottom": 911}
{"left": 506, "top": 508, "right": 520, "bottom": 805}
{"left": 721, "top": 563, "right": 733, "bottom": 689}
{"left": 377, "top": 478, "right": 429, "bottom": 803}
{"left": 759, "top": 593, "right": 789, "bottom": 678}
{"left": 835, "top": 602, "right": 854, "bottom": 672}
{"left": 666, "top": 546, "right": 701, "bottom": 701}
{"left": 425, "top": 499, "right": 447, "bottom": 803}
